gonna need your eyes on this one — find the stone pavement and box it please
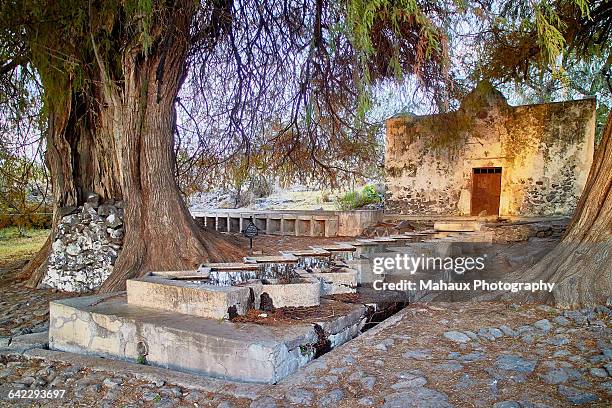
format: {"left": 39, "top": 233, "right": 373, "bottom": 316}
{"left": 1, "top": 301, "right": 610, "bottom": 407}
{"left": 0, "top": 272, "right": 76, "bottom": 338}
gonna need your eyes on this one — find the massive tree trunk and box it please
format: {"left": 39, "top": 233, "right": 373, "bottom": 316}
{"left": 21, "top": 83, "right": 123, "bottom": 286}
{"left": 21, "top": 0, "right": 244, "bottom": 291}
{"left": 508, "top": 110, "right": 612, "bottom": 308}
{"left": 98, "top": 6, "right": 245, "bottom": 291}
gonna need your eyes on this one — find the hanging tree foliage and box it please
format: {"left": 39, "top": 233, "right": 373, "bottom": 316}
{"left": 2, "top": 0, "right": 608, "bottom": 304}
{"left": 0, "top": 0, "right": 453, "bottom": 290}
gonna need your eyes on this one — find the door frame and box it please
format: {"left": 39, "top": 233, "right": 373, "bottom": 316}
{"left": 471, "top": 167, "right": 502, "bottom": 216}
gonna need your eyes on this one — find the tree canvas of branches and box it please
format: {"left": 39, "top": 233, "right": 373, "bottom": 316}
{"left": 0, "top": 53, "right": 49, "bottom": 230}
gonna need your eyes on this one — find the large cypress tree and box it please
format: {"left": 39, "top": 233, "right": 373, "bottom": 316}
{"left": 0, "top": 0, "right": 448, "bottom": 291}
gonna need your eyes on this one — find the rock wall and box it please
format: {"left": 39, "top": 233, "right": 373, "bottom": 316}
{"left": 485, "top": 220, "right": 568, "bottom": 243}
{"left": 41, "top": 194, "right": 124, "bottom": 292}
{"left": 385, "top": 82, "right": 596, "bottom": 216}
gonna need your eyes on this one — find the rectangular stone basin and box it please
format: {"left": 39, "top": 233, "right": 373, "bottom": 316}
{"left": 312, "top": 268, "right": 358, "bottom": 295}
{"left": 258, "top": 271, "right": 321, "bottom": 308}
{"left": 126, "top": 275, "right": 255, "bottom": 320}
{"left": 347, "top": 240, "right": 387, "bottom": 258}
{"left": 49, "top": 294, "right": 367, "bottom": 383}
{"left": 243, "top": 255, "right": 299, "bottom": 277}
{"left": 152, "top": 264, "right": 321, "bottom": 310}
{"left": 282, "top": 249, "right": 331, "bottom": 269}
{"left": 317, "top": 244, "right": 356, "bottom": 261}
{"left": 199, "top": 263, "right": 262, "bottom": 286}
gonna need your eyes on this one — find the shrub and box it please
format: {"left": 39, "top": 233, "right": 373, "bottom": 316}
{"left": 335, "top": 185, "right": 382, "bottom": 210}
{"left": 361, "top": 185, "right": 379, "bottom": 203}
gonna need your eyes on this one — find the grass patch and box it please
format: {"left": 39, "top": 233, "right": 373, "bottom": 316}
{"left": 0, "top": 227, "right": 50, "bottom": 266}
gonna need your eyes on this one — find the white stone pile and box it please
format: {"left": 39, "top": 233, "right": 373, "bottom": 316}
{"left": 41, "top": 193, "right": 124, "bottom": 292}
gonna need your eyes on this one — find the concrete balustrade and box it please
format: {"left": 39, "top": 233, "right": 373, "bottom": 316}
{"left": 191, "top": 209, "right": 383, "bottom": 237}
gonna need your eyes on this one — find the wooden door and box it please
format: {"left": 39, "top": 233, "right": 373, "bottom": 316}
{"left": 471, "top": 168, "right": 502, "bottom": 216}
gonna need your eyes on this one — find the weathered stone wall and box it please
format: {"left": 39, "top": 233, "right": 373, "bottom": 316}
{"left": 385, "top": 82, "right": 596, "bottom": 216}
{"left": 485, "top": 220, "right": 569, "bottom": 243}
{"left": 41, "top": 194, "right": 124, "bottom": 292}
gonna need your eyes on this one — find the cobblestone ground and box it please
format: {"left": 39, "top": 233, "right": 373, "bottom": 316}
{"left": 1, "top": 237, "right": 611, "bottom": 408}
{"left": 0, "top": 261, "right": 78, "bottom": 338}
{"left": 1, "top": 300, "right": 610, "bottom": 407}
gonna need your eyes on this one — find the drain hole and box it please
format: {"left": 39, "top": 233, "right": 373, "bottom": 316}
{"left": 313, "top": 324, "right": 332, "bottom": 358}
{"left": 260, "top": 293, "right": 276, "bottom": 312}
{"left": 361, "top": 301, "right": 409, "bottom": 332}
{"left": 247, "top": 287, "right": 256, "bottom": 309}
{"left": 136, "top": 340, "right": 148, "bottom": 356}
{"left": 227, "top": 305, "right": 238, "bottom": 319}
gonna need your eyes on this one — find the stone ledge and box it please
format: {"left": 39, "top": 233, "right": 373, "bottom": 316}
{"left": 49, "top": 294, "right": 318, "bottom": 383}
{"left": 48, "top": 293, "right": 369, "bottom": 384}
{"left": 0, "top": 332, "right": 49, "bottom": 355}
{"left": 259, "top": 272, "right": 321, "bottom": 308}
{"left": 126, "top": 276, "right": 253, "bottom": 319}
{"left": 434, "top": 221, "right": 483, "bottom": 232}
{"left": 20, "top": 347, "right": 263, "bottom": 399}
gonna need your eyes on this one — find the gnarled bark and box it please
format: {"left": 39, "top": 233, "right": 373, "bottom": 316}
{"left": 99, "top": 3, "right": 244, "bottom": 292}
{"left": 21, "top": 81, "right": 121, "bottom": 286}
{"left": 22, "top": 0, "right": 244, "bottom": 292}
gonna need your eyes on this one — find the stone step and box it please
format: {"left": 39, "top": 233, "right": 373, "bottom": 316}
{"left": 49, "top": 294, "right": 367, "bottom": 384}
{"left": 434, "top": 221, "right": 482, "bottom": 232}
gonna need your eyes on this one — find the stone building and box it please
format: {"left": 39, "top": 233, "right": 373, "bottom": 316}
{"left": 384, "top": 82, "right": 596, "bottom": 217}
